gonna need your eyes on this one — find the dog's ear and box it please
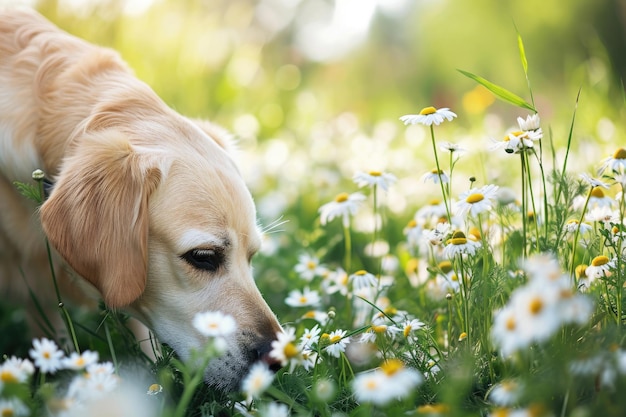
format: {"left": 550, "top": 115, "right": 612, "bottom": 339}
{"left": 189, "top": 118, "right": 237, "bottom": 154}
{"left": 40, "top": 131, "right": 164, "bottom": 308}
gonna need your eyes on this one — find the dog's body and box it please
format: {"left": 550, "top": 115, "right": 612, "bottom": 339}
{"left": 0, "top": 9, "right": 281, "bottom": 391}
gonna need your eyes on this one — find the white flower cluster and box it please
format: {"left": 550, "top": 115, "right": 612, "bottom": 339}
{"left": 491, "top": 254, "right": 593, "bottom": 357}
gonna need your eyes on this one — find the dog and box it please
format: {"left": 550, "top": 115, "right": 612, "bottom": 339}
{"left": 0, "top": 8, "right": 282, "bottom": 391}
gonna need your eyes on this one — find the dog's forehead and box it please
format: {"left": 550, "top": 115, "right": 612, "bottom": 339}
{"left": 149, "top": 150, "right": 260, "bottom": 251}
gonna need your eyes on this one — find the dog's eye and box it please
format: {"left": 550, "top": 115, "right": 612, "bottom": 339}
{"left": 181, "top": 249, "right": 222, "bottom": 272}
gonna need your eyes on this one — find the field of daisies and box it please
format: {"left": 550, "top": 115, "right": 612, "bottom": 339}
{"left": 2, "top": 22, "right": 626, "bottom": 417}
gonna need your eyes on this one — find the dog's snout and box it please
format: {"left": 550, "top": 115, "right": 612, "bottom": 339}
{"left": 254, "top": 341, "right": 282, "bottom": 373}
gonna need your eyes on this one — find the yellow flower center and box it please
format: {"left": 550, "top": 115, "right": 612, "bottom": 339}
{"left": 466, "top": 193, "right": 484, "bottom": 204}
{"left": 458, "top": 332, "right": 468, "bottom": 341}
{"left": 284, "top": 343, "right": 299, "bottom": 359}
{"left": 406, "top": 219, "right": 417, "bottom": 228}
{"left": 335, "top": 192, "right": 349, "bottom": 203}
{"left": 431, "top": 168, "right": 444, "bottom": 174}
{"left": 383, "top": 306, "right": 397, "bottom": 315}
{"left": 506, "top": 316, "right": 516, "bottom": 331}
{"left": 575, "top": 264, "right": 588, "bottom": 278}
{"left": 2, "top": 410, "right": 15, "bottom": 417}
{"left": 307, "top": 261, "right": 316, "bottom": 270}
{"left": 511, "top": 130, "right": 524, "bottom": 137}
{"left": 148, "top": 383, "right": 162, "bottom": 393}
{"left": 0, "top": 370, "right": 18, "bottom": 383}
{"left": 417, "top": 404, "right": 450, "bottom": 414}
{"left": 429, "top": 199, "right": 440, "bottom": 205}
{"left": 303, "top": 311, "right": 316, "bottom": 318}
{"left": 438, "top": 260, "right": 453, "bottom": 274}
{"left": 449, "top": 230, "right": 468, "bottom": 245}
{"left": 365, "top": 380, "right": 378, "bottom": 390}
{"left": 43, "top": 351, "right": 51, "bottom": 359}
{"left": 451, "top": 274, "right": 458, "bottom": 282}
{"left": 355, "top": 270, "right": 367, "bottom": 275}
{"left": 381, "top": 359, "right": 404, "bottom": 376}
{"left": 372, "top": 325, "right": 387, "bottom": 334}
{"left": 591, "top": 255, "right": 609, "bottom": 267}
{"left": 529, "top": 297, "right": 543, "bottom": 315}
{"left": 329, "top": 335, "right": 342, "bottom": 344}
{"left": 613, "top": 148, "right": 626, "bottom": 160}
{"left": 403, "top": 326, "right": 412, "bottom": 338}
{"left": 490, "top": 408, "right": 512, "bottom": 417}
{"left": 590, "top": 187, "right": 605, "bottom": 198}
{"left": 299, "top": 296, "right": 308, "bottom": 304}
{"left": 368, "top": 170, "right": 382, "bottom": 176}
{"left": 420, "top": 106, "right": 437, "bottom": 115}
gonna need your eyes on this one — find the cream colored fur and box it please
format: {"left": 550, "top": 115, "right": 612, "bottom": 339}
{"left": 0, "top": 9, "right": 281, "bottom": 391}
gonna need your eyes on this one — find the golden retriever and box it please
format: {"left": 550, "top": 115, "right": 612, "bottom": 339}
{"left": 0, "top": 8, "right": 282, "bottom": 391}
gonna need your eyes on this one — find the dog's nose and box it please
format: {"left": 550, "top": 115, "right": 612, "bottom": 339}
{"left": 254, "top": 341, "right": 283, "bottom": 373}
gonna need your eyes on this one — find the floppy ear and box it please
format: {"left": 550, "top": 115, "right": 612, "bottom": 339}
{"left": 188, "top": 118, "right": 237, "bottom": 154}
{"left": 40, "top": 131, "right": 164, "bottom": 308}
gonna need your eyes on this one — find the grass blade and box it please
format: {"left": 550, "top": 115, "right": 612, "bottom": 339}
{"left": 458, "top": 69, "right": 536, "bottom": 112}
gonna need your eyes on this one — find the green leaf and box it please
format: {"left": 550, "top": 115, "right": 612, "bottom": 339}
{"left": 13, "top": 181, "right": 43, "bottom": 204}
{"left": 518, "top": 33, "right": 528, "bottom": 76}
{"left": 457, "top": 69, "right": 536, "bottom": 112}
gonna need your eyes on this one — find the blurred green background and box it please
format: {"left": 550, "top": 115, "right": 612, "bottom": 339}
{"left": 4, "top": 0, "right": 626, "bottom": 314}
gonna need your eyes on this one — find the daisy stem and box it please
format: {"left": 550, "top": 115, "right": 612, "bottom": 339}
{"left": 520, "top": 153, "right": 528, "bottom": 259}
{"left": 522, "top": 150, "right": 540, "bottom": 251}
{"left": 569, "top": 188, "right": 593, "bottom": 282}
{"left": 429, "top": 125, "right": 452, "bottom": 223}
{"left": 343, "top": 222, "right": 352, "bottom": 274}
{"left": 457, "top": 254, "right": 471, "bottom": 349}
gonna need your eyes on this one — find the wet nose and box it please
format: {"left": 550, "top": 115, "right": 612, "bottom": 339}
{"left": 254, "top": 341, "right": 283, "bottom": 373}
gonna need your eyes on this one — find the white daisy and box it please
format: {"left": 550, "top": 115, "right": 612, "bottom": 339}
{"left": 147, "top": 383, "right": 163, "bottom": 396}
{"left": 319, "top": 192, "right": 366, "bottom": 227}
{"left": 403, "top": 219, "right": 423, "bottom": 248}
{"left": 294, "top": 253, "right": 327, "bottom": 281}
{"left": 192, "top": 311, "right": 237, "bottom": 337}
{"left": 322, "top": 267, "right": 349, "bottom": 296}
{"left": 62, "top": 350, "right": 99, "bottom": 371}
{"left": 400, "top": 106, "right": 457, "bottom": 126}
{"left": 599, "top": 147, "right": 626, "bottom": 175}
{"left": 421, "top": 168, "right": 450, "bottom": 184}
{"left": 259, "top": 402, "right": 290, "bottom": 417}
{"left": 454, "top": 184, "right": 499, "bottom": 218}
{"left": 585, "top": 255, "right": 615, "bottom": 279}
{"left": 489, "top": 129, "right": 541, "bottom": 154}
{"left": 580, "top": 172, "right": 610, "bottom": 189}
{"left": 425, "top": 222, "right": 451, "bottom": 245}
{"left": 0, "top": 357, "right": 34, "bottom": 385}
{"left": 353, "top": 170, "right": 397, "bottom": 191}
{"left": 285, "top": 287, "right": 321, "bottom": 308}
{"left": 401, "top": 318, "right": 425, "bottom": 338}
{"left": 443, "top": 231, "right": 481, "bottom": 259}
{"left": 349, "top": 270, "right": 378, "bottom": 290}
{"left": 488, "top": 379, "right": 523, "bottom": 406}
{"left": 299, "top": 324, "right": 321, "bottom": 349}
{"left": 323, "top": 329, "right": 350, "bottom": 358}
{"left": 352, "top": 359, "right": 422, "bottom": 406}
{"left": 269, "top": 328, "right": 301, "bottom": 366}
{"left": 439, "top": 141, "right": 466, "bottom": 154}
{"left": 0, "top": 398, "right": 29, "bottom": 417}
{"left": 29, "top": 338, "right": 64, "bottom": 374}
{"left": 517, "top": 113, "right": 541, "bottom": 131}
{"left": 563, "top": 219, "right": 593, "bottom": 234}
{"left": 241, "top": 362, "right": 274, "bottom": 399}
{"left": 585, "top": 206, "right": 619, "bottom": 227}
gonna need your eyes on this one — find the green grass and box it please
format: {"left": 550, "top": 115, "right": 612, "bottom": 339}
{"left": 2, "top": 31, "right": 626, "bottom": 417}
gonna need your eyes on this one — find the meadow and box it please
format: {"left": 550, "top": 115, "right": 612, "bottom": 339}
{"left": 1, "top": 1, "right": 625, "bottom": 416}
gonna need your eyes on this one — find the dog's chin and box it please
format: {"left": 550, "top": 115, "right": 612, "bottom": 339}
{"left": 202, "top": 348, "right": 254, "bottom": 393}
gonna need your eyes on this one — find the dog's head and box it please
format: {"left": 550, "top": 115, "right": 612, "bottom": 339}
{"left": 39, "top": 112, "right": 282, "bottom": 391}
